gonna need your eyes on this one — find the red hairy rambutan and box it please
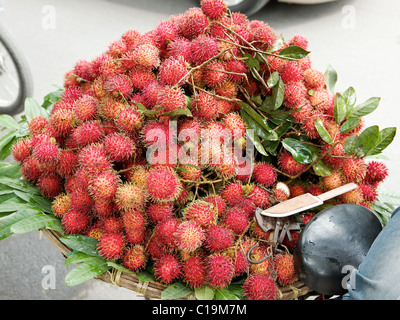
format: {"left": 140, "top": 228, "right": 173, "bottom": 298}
{"left": 220, "top": 182, "right": 243, "bottom": 204}
{"left": 122, "top": 245, "right": 147, "bottom": 271}
{"left": 250, "top": 24, "right": 277, "bottom": 51}
{"left": 201, "top": 0, "right": 227, "bottom": 20}
{"left": 322, "top": 170, "right": 343, "bottom": 191}
{"left": 57, "top": 150, "right": 77, "bottom": 178}
{"left": 121, "top": 28, "right": 140, "bottom": 49}
{"left": 70, "top": 121, "right": 104, "bottom": 147}
{"left": 182, "top": 255, "right": 207, "bottom": 288}
{"left": 78, "top": 144, "right": 112, "bottom": 176}
{"left": 116, "top": 108, "right": 143, "bottom": 134}
{"left": 129, "top": 67, "right": 156, "bottom": 90}
{"left": 204, "top": 224, "right": 234, "bottom": 253}
{"left": 289, "top": 34, "right": 309, "bottom": 50}
{"left": 252, "top": 162, "right": 277, "bottom": 188}
{"left": 183, "top": 200, "right": 217, "bottom": 228}
{"left": 20, "top": 157, "right": 40, "bottom": 183}
{"left": 283, "top": 82, "right": 308, "bottom": 109}
{"left": 157, "top": 86, "right": 187, "bottom": 114}
{"left": 98, "top": 232, "right": 125, "bottom": 260}
{"left": 175, "top": 220, "right": 205, "bottom": 252}
{"left": 155, "top": 20, "right": 179, "bottom": 48}
{"left": 121, "top": 209, "right": 147, "bottom": 231}
{"left": 104, "top": 74, "right": 132, "bottom": 98}
{"left": 167, "top": 37, "right": 192, "bottom": 62}
{"left": 104, "top": 133, "right": 136, "bottom": 162}
{"left": 309, "top": 89, "right": 333, "bottom": 113}
{"left": 225, "top": 59, "right": 247, "bottom": 83}
{"left": 48, "top": 109, "right": 75, "bottom": 138}
{"left": 70, "top": 188, "right": 93, "bottom": 213}
{"left": 159, "top": 57, "right": 187, "bottom": 86}
{"left": 364, "top": 161, "right": 388, "bottom": 184}
{"left": 289, "top": 184, "right": 306, "bottom": 198}
{"left": 308, "top": 184, "right": 323, "bottom": 196}
{"left": 141, "top": 120, "right": 172, "bottom": 147}
{"left": 88, "top": 170, "right": 120, "bottom": 200}
{"left": 322, "top": 143, "right": 346, "bottom": 169}
{"left": 190, "top": 35, "right": 219, "bottom": 65}
{"left": 280, "top": 61, "right": 303, "bottom": 84}
{"left": 146, "top": 202, "right": 174, "bottom": 224}
{"left": 191, "top": 91, "right": 219, "bottom": 121}
{"left": 154, "top": 253, "right": 182, "bottom": 284}
{"left": 62, "top": 209, "right": 91, "bottom": 234}
{"left": 179, "top": 8, "right": 209, "bottom": 40}
{"left": 11, "top": 138, "right": 31, "bottom": 164}
{"left": 93, "top": 199, "right": 115, "bottom": 218}
{"left": 203, "top": 61, "right": 226, "bottom": 88}
{"left": 206, "top": 253, "right": 234, "bottom": 289}
{"left": 32, "top": 142, "right": 60, "bottom": 165}
{"left": 203, "top": 195, "right": 226, "bottom": 216}
{"left": 178, "top": 157, "right": 202, "bottom": 181}
{"left": 303, "top": 68, "right": 325, "bottom": 90}
{"left": 340, "top": 188, "right": 363, "bottom": 205}
{"left": 72, "top": 94, "right": 98, "bottom": 122}
{"left": 222, "top": 206, "right": 249, "bottom": 235}
{"left": 125, "top": 228, "right": 146, "bottom": 244}
{"left": 278, "top": 151, "right": 307, "bottom": 176}
{"left": 290, "top": 102, "right": 313, "bottom": 123}
{"left": 86, "top": 224, "right": 104, "bottom": 241}
{"left": 146, "top": 166, "right": 181, "bottom": 203}
{"left": 115, "top": 183, "right": 147, "bottom": 212}
{"left": 102, "top": 216, "right": 124, "bottom": 234}
{"left": 132, "top": 44, "right": 160, "bottom": 69}
{"left": 37, "top": 175, "right": 63, "bottom": 199}
{"left": 29, "top": 116, "right": 48, "bottom": 135}
{"left": 222, "top": 112, "right": 247, "bottom": 138}
{"left": 359, "top": 183, "right": 378, "bottom": 203}
{"left": 274, "top": 253, "right": 297, "bottom": 286}
{"left": 341, "top": 158, "right": 367, "bottom": 183}
{"left": 98, "top": 98, "right": 124, "bottom": 121}
{"left": 247, "top": 185, "right": 271, "bottom": 209}
{"left": 243, "top": 274, "right": 278, "bottom": 300}
{"left": 52, "top": 194, "right": 71, "bottom": 218}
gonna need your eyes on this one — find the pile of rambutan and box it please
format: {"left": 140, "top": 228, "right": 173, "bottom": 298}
{"left": 7, "top": 0, "right": 395, "bottom": 300}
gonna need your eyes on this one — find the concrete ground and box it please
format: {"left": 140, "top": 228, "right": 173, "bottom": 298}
{"left": 0, "top": 0, "right": 399, "bottom": 299}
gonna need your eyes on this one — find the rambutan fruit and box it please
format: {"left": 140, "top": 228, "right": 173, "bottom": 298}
{"left": 122, "top": 245, "right": 147, "bottom": 271}
{"left": 289, "top": 183, "right": 306, "bottom": 198}
{"left": 70, "top": 188, "right": 93, "bottom": 214}
{"left": 359, "top": 183, "right": 378, "bottom": 203}
{"left": 364, "top": 161, "right": 388, "bottom": 184}
{"left": 104, "top": 74, "right": 132, "bottom": 98}
{"left": 28, "top": 116, "right": 48, "bottom": 135}
{"left": 214, "top": 80, "right": 238, "bottom": 99}
{"left": 289, "top": 34, "right": 309, "bottom": 50}
{"left": 57, "top": 150, "right": 77, "bottom": 178}
{"left": 283, "top": 82, "right": 308, "bottom": 109}
{"left": 213, "top": 151, "right": 238, "bottom": 179}
{"left": 157, "top": 86, "right": 187, "bottom": 114}
{"left": 203, "top": 194, "right": 226, "bottom": 216}
{"left": 280, "top": 61, "right": 303, "bottom": 84}
{"left": 146, "top": 166, "right": 181, "bottom": 203}
{"left": 309, "top": 89, "right": 333, "bottom": 113}
{"left": 341, "top": 158, "right": 367, "bottom": 183}
{"left": 248, "top": 244, "right": 271, "bottom": 276}
{"left": 98, "top": 232, "right": 125, "bottom": 260}
{"left": 141, "top": 120, "right": 173, "bottom": 148}
{"left": 121, "top": 209, "right": 147, "bottom": 231}
{"left": 182, "top": 255, "right": 207, "bottom": 288}
{"left": 129, "top": 67, "right": 156, "bottom": 90}
{"left": 222, "top": 206, "right": 249, "bottom": 235}
{"left": 11, "top": 138, "right": 31, "bottom": 164}
{"left": 250, "top": 24, "right": 278, "bottom": 51}
{"left": 220, "top": 182, "right": 243, "bottom": 205}
{"left": 290, "top": 102, "right": 313, "bottom": 124}
{"left": 88, "top": 170, "right": 120, "bottom": 201}
{"left": 203, "top": 61, "right": 227, "bottom": 88}
{"left": 52, "top": 194, "right": 71, "bottom": 218}
{"left": 175, "top": 220, "right": 205, "bottom": 252}
{"left": 62, "top": 209, "right": 91, "bottom": 234}
{"left": 132, "top": 44, "right": 160, "bottom": 69}
{"left": 78, "top": 144, "right": 112, "bottom": 176}
{"left": 201, "top": 0, "right": 227, "bottom": 20}
{"left": 121, "top": 28, "right": 140, "bottom": 50}
{"left": 128, "top": 166, "right": 150, "bottom": 189}
{"left": 159, "top": 57, "right": 188, "bottom": 86}
{"left": 303, "top": 68, "right": 325, "bottom": 90}
{"left": 322, "top": 143, "right": 346, "bottom": 169}
{"left": 243, "top": 274, "right": 278, "bottom": 300}
{"left": 230, "top": 196, "right": 256, "bottom": 217}
{"left": 93, "top": 199, "right": 115, "bottom": 218}
{"left": 247, "top": 185, "right": 271, "bottom": 209}
{"left": 154, "top": 253, "right": 182, "bottom": 284}
{"left": 115, "top": 183, "right": 147, "bottom": 212}
{"left": 179, "top": 8, "right": 209, "bottom": 40}
{"left": 37, "top": 175, "right": 63, "bottom": 199}
{"left": 274, "top": 253, "right": 297, "bottom": 286}
{"left": 98, "top": 98, "right": 125, "bottom": 121}
{"left": 146, "top": 202, "right": 174, "bottom": 224}
{"left": 278, "top": 151, "right": 307, "bottom": 176}
{"left": 155, "top": 20, "right": 179, "bottom": 48}
{"left": 141, "top": 80, "right": 163, "bottom": 108}
{"left": 206, "top": 253, "right": 234, "bottom": 289}
{"left": 72, "top": 94, "right": 98, "bottom": 122}
{"left": 339, "top": 188, "right": 363, "bottom": 205}
{"left": 191, "top": 91, "right": 219, "bottom": 121}
{"left": 70, "top": 121, "right": 104, "bottom": 147}
{"left": 104, "top": 133, "right": 136, "bottom": 162}
{"left": 252, "top": 162, "right": 277, "bottom": 188}
{"left": 86, "top": 224, "right": 104, "bottom": 241}
{"left": 225, "top": 59, "right": 248, "bottom": 83}
{"left": 183, "top": 200, "right": 218, "bottom": 228}
{"left": 32, "top": 141, "right": 60, "bottom": 166}
{"left": 48, "top": 108, "right": 76, "bottom": 137}
{"left": 73, "top": 59, "right": 95, "bottom": 82}
{"left": 102, "top": 216, "right": 124, "bottom": 234}
{"left": 308, "top": 184, "right": 324, "bottom": 196}
{"left": 190, "top": 35, "right": 219, "bottom": 65}
{"left": 222, "top": 112, "right": 247, "bottom": 139}
{"left": 322, "top": 170, "right": 343, "bottom": 191}
{"left": 251, "top": 222, "right": 271, "bottom": 241}
{"left": 177, "top": 157, "right": 202, "bottom": 181}
{"left": 116, "top": 108, "right": 143, "bottom": 134}
{"left": 125, "top": 228, "right": 146, "bottom": 245}
{"left": 204, "top": 224, "right": 234, "bottom": 253}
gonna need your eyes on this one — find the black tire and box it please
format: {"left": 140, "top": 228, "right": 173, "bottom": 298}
{"left": 0, "top": 23, "right": 33, "bottom": 115}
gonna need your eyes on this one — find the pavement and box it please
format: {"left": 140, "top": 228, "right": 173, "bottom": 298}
{"left": 0, "top": 0, "right": 399, "bottom": 300}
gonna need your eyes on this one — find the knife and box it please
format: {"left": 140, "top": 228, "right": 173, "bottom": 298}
{"left": 260, "top": 183, "right": 358, "bottom": 218}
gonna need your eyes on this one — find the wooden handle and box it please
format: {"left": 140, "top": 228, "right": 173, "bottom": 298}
{"left": 317, "top": 183, "right": 358, "bottom": 202}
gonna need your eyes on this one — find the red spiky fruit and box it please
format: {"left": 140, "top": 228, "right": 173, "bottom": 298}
{"left": 289, "top": 184, "right": 306, "bottom": 198}
{"left": 104, "top": 74, "right": 132, "bottom": 97}
{"left": 201, "top": 0, "right": 227, "bottom": 20}
{"left": 303, "top": 68, "right": 325, "bottom": 90}
{"left": 180, "top": 8, "right": 209, "bottom": 40}
{"left": 206, "top": 253, "right": 234, "bottom": 289}
{"left": 289, "top": 34, "right": 309, "bottom": 49}
{"left": 78, "top": 144, "right": 112, "bottom": 176}
{"left": 88, "top": 170, "right": 120, "bottom": 200}
{"left": 122, "top": 245, "right": 147, "bottom": 271}
{"left": 359, "top": 183, "right": 378, "bottom": 203}
{"left": 72, "top": 94, "right": 98, "bottom": 122}
{"left": 159, "top": 57, "right": 187, "bottom": 86}
{"left": 322, "top": 143, "right": 346, "bottom": 169}
{"left": 155, "top": 217, "right": 180, "bottom": 248}
{"left": 70, "top": 188, "right": 93, "bottom": 213}
{"left": 341, "top": 158, "right": 367, "bottom": 183}
{"left": 274, "top": 253, "right": 297, "bottom": 286}
{"left": 70, "top": 121, "right": 104, "bottom": 147}
{"left": 222, "top": 206, "right": 249, "bottom": 235}
{"left": 93, "top": 199, "right": 115, "bottom": 218}
{"left": 252, "top": 162, "right": 277, "bottom": 188}
{"left": 340, "top": 188, "right": 363, "bottom": 205}
{"left": 98, "top": 232, "right": 125, "bottom": 260}
{"left": 28, "top": 116, "right": 48, "bottom": 135}
{"left": 129, "top": 67, "right": 156, "bottom": 90}
{"left": 222, "top": 113, "right": 247, "bottom": 138}
{"left": 247, "top": 185, "right": 271, "bottom": 209}
{"left": 177, "top": 157, "right": 202, "bottom": 181}
{"left": 86, "top": 224, "right": 104, "bottom": 241}
{"left": 157, "top": 86, "right": 187, "bottom": 114}
{"left": 243, "top": 274, "right": 278, "bottom": 300}
{"left": 280, "top": 61, "right": 302, "bottom": 84}
{"left": 204, "top": 224, "right": 234, "bottom": 253}
{"left": 115, "top": 183, "right": 147, "bottom": 212}
{"left": 203, "top": 195, "right": 226, "bottom": 216}
{"left": 154, "top": 253, "right": 182, "bottom": 284}
{"left": 220, "top": 182, "right": 243, "bottom": 204}
{"left": 146, "top": 202, "right": 174, "bottom": 224}
{"left": 11, "top": 138, "right": 31, "bottom": 164}
{"left": 183, "top": 200, "right": 217, "bottom": 228}
{"left": 121, "top": 209, "right": 147, "bottom": 231}
{"left": 62, "top": 209, "right": 91, "bottom": 234}
{"left": 21, "top": 157, "right": 41, "bottom": 183}
{"left": 52, "top": 194, "right": 71, "bottom": 218}
{"left": 322, "top": 170, "right": 343, "bottom": 191}
{"left": 250, "top": 24, "right": 277, "bottom": 51}
{"left": 141, "top": 120, "right": 172, "bottom": 147}
{"left": 117, "top": 108, "right": 143, "bottom": 134}
{"left": 309, "top": 89, "right": 333, "bottom": 113}
{"left": 102, "top": 216, "right": 124, "bottom": 234}
{"left": 48, "top": 109, "right": 75, "bottom": 137}
{"left": 125, "top": 228, "right": 146, "bottom": 245}
{"left": 283, "top": 82, "right": 308, "bottom": 109}
{"left": 182, "top": 255, "right": 207, "bottom": 288}
{"left": 174, "top": 220, "right": 205, "bottom": 252}
{"left": 190, "top": 35, "right": 219, "bottom": 65}
{"left": 191, "top": 91, "right": 219, "bottom": 121}
{"left": 364, "top": 161, "right": 388, "bottom": 184}
{"left": 203, "top": 61, "right": 226, "bottom": 88}
{"left": 104, "top": 133, "right": 136, "bottom": 162}
{"left": 146, "top": 167, "right": 181, "bottom": 203}
{"left": 32, "top": 141, "right": 60, "bottom": 165}
{"left": 167, "top": 37, "right": 192, "bottom": 62}
{"left": 57, "top": 150, "right": 77, "bottom": 178}
{"left": 132, "top": 44, "right": 160, "bottom": 69}
{"left": 37, "top": 175, "right": 63, "bottom": 199}
{"left": 278, "top": 151, "right": 307, "bottom": 176}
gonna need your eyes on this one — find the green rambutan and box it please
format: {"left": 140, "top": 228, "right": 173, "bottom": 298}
{"left": 122, "top": 245, "right": 147, "bottom": 271}
{"left": 98, "top": 232, "right": 125, "bottom": 260}
{"left": 154, "top": 253, "right": 182, "bottom": 284}
{"left": 146, "top": 166, "right": 181, "bottom": 203}
{"left": 243, "top": 274, "right": 278, "bottom": 300}
{"left": 206, "top": 253, "right": 234, "bottom": 289}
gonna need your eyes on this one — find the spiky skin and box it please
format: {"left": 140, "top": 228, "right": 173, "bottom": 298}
{"left": 175, "top": 221, "right": 205, "bottom": 252}
{"left": 252, "top": 163, "right": 277, "bottom": 188}
{"left": 98, "top": 232, "right": 125, "bottom": 260}
{"left": 154, "top": 253, "right": 182, "bottom": 284}
{"left": 48, "top": 109, "right": 75, "bottom": 138}
{"left": 159, "top": 57, "right": 187, "bottom": 86}
{"left": 122, "top": 245, "right": 147, "bottom": 271}
{"left": 204, "top": 224, "right": 234, "bottom": 253}
{"left": 322, "top": 170, "right": 343, "bottom": 191}
{"left": 180, "top": 8, "right": 209, "bottom": 40}
{"left": 191, "top": 91, "right": 219, "bottom": 121}
{"left": 340, "top": 188, "right": 363, "bottom": 205}
{"left": 12, "top": 138, "right": 31, "bottom": 164}
{"left": 201, "top": 0, "right": 227, "bottom": 20}
{"left": 190, "top": 35, "right": 219, "bottom": 65}
{"left": 206, "top": 253, "right": 234, "bottom": 289}
{"left": 223, "top": 113, "right": 247, "bottom": 138}
{"left": 182, "top": 255, "right": 207, "bottom": 288}
{"left": 117, "top": 108, "right": 143, "bottom": 134}
{"left": 146, "top": 202, "right": 174, "bottom": 224}
{"left": 73, "top": 95, "right": 98, "bottom": 122}
{"left": 62, "top": 209, "right": 91, "bottom": 234}
{"left": 78, "top": 144, "right": 112, "bottom": 176}
{"left": 52, "top": 194, "right": 71, "bottom": 218}
{"left": 132, "top": 44, "right": 160, "bottom": 69}
{"left": 183, "top": 200, "right": 217, "bottom": 228}
{"left": 247, "top": 186, "right": 270, "bottom": 209}
{"left": 359, "top": 183, "right": 378, "bottom": 203}
{"left": 121, "top": 209, "right": 146, "bottom": 231}
{"left": 220, "top": 182, "right": 243, "bottom": 205}
{"left": 342, "top": 158, "right": 367, "bottom": 183}
{"left": 93, "top": 199, "right": 115, "bottom": 218}
{"left": 157, "top": 86, "right": 187, "bottom": 114}
{"left": 303, "top": 69, "right": 325, "bottom": 90}
{"left": 88, "top": 170, "right": 119, "bottom": 200}
{"left": 104, "top": 133, "right": 136, "bottom": 162}
{"left": 115, "top": 183, "right": 147, "bottom": 212}
{"left": 32, "top": 142, "right": 60, "bottom": 165}
{"left": 365, "top": 161, "right": 388, "bottom": 184}
{"left": 58, "top": 150, "right": 78, "bottom": 178}
{"left": 125, "top": 228, "right": 146, "bottom": 245}
{"left": 104, "top": 74, "right": 132, "bottom": 97}
{"left": 203, "top": 61, "right": 226, "bottom": 88}
{"left": 70, "top": 188, "right": 93, "bottom": 213}
{"left": 37, "top": 175, "right": 63, "bottom": 199}
{"left": 146, "top": 167, "right": 181, "bottom": 203}
{"left": 274, "top": 254, "right": 297, "bottom": 286}
{"left": 243, "top": 274, "right": 278, "bottom": 300}
{"left": 71, "top": 121, "right": 104, "bottom": 147}
{"left": 155, "top": 217, "right": 180, "bottom": 249}
{"left": 202, "top": 195, "right": 226, "bottom": 216}
{"left": 278, "top": 151, "right": 307, "bottom": 176}
{"left": 102, "top": 216, "right": 124, "bottom": 234}
{"left": 222, "top": 207, "right": 249, "bottom": 235}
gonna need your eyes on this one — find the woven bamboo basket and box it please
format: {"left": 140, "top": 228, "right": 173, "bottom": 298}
{"left": 40, "top": 228, "right": 314, "bottom": 300}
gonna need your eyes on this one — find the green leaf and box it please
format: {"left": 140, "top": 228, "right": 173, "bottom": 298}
{"left": 343, "top": 135, "right": 358, "bottom": 155}
{"left": 342, "top": 86, "right": 357, "bottom": 109}
{"left": 65, "top": 252, "right": 99, "bottom": 266}
{"left": 333, "top": 93, "right": 347, "bottom": 124}
{"left": 0, "top": 177, "right": 41, "bottom": 195}
{"left": 266, "top": 71, "right": 280, "bottom": 88}
{"left": 0, "top": 136, "right": 16, "bottom": 161}
{"left": 136, "top": 270, "right": 155, "bottom": 282}
{"left": 161, "top": 282, "right": 193, "bottom": 300}
{"left": 314, "top": 118, "right": 334, "bottom": 144}
{"left": 0, "top": 208, "right": 40, "bottom": 240}
{"left": 245, "top": 129, "right": 268, "bottom": 156}
{"left": 239, "top": 102, "right": 277, "bottom": 140}
{"left": 159, "top": 108, "right": 192, "bottom": 117}
{"left": 29, "top": 195, "right": 53, "bottom": 213}
{"left": 227, "top": 284, "right": 244, "bottom": 300}
{"left": 24, "top": 98, "right": 48, "bottom": 121}
{"left": 243, "top": 53, "right": 260, "bottom": 71}
{"left": 10, "top": 213, "right": 62, "bottom": 234}
{"left": 348, "top": 97, "right": 380, "bottom": 118}
{"left": 59, "top": 234, "right": 100, "bottom": 257}
{"left": 324, "top": 65, "right": 338, "bottom": 94}
{"left": 340, "top": 118, "right": 361, "bottom": 134}
{"left": 270, "top": 34, "right": 285, "bottom": 52}
{"left": 65, "top": 258, "right": 111, "bottom": 286}
{"left": 214, "top": 288, "right": 241, "bottom": 300}
{"left": 41, "top": 88, "right": 64, "bottom": 110}
{"left": 0, "top": 114, "right": 20, "bottom": 130}
{"left": 194, "top": 286, "right": 215, "bottom": 300}
{"left": 354, "top": 125, "right": 380, "bottom": 157}
{"left": 268, "top": 78, "right": 285, "bottom": 110}
{"left": 277, "top": 45, "right": 310, "bottom": 60}
{"left": 107, "top": 261, "right": 135, "bottom": 274}
{"left": 0, "top": 199, "right": 35, "bottom": 214}
{"left": 0, "top": 162, "right": 21, "bottom": 178}
{"left": 367, "top": 127, "right": 396, "bottom": 156}
{"left": 313, "top": 160, "right": 332, "bottom": 177}
{"left": 281, "top": 138, "right": 314, "bottom": 164}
